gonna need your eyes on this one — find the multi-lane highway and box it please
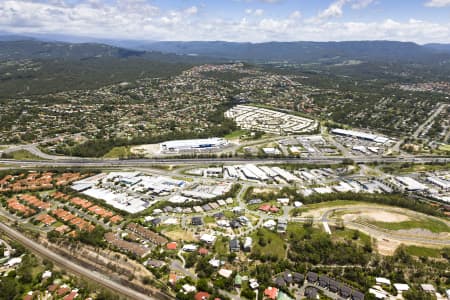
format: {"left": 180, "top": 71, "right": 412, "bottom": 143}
{"left": 1, "top": 155, "right": 449, "bottom": 168}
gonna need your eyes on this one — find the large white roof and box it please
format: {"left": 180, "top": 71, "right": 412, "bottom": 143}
{"left": 161, "top": 137, "right": 227, "bottom": 148}
{"left": 331, "top": 128, "right": 390, "bottom": 143}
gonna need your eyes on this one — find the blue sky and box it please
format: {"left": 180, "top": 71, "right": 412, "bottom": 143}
{"left": 0, "top": 0, "right": 450, "bottom": 43}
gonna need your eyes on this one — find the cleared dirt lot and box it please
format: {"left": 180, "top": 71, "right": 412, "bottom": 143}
{"left": 342, "top": 210, "right": 411, "bottom": 223}
{"left": 302, "top": 202, "right": 450, "bottom": 254}
{"left": 131, "top": 144, "right": 161, "bottom": 156}
{"left": 163, "top": 229, "right": 196, "bottom": 242}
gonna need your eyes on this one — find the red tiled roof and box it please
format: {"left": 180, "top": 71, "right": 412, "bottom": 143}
{"left": 198, "top": 248, "right": 209, "bottom": 255}
{"left": 264, "top": 287, "right": 278, "bottom": 299}
{"left": 195, "top": 292, "right": 211, "bottom": 300}
{"left": 166, "top": 242, "right": 177, "bottom": 250}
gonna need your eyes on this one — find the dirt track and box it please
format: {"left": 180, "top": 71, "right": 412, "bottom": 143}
{"left": 317, "top": 205, "right": 450, "bottom": 255}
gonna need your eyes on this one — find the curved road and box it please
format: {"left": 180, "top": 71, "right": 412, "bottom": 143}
{"left": 0, "top": 222, "right": 166, "bottom": 300}
{"left": 320, "top": 206, "right": 450, "bottom": 246}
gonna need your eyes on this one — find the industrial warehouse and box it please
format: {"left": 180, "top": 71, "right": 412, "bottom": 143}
{"left": 330, "top": 128, "right": 392, "bottom": 144}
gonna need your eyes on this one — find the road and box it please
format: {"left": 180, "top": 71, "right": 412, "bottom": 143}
{"left": 0, "top": 222, "right": 166, "bottom": 300}
{"left": 2, "top": 144, "right": 82, "bottom": 160}
{"left": 1, "top": 155, "right": 449, "bottom": 169}
{"left": 392, "top": 103, "right": 448, "bottom": 152}
{"left": 412, "top": 103, "right": 447, "bottom": 139}
{"left": 320, "top": 206, "right": 450, "bottom": 246}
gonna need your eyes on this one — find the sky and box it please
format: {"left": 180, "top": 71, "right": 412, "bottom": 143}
{"left": 0, "top": 0, "right": 450, "bottom": 43}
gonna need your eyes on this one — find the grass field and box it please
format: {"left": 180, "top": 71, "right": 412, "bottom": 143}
{"left": 203, "top": 216, "right": 215, "bottom": 224}
{"left": 103, "top": 146, "right": 132, "bottom": 158}
{"left": 369, "top": 218, "right": 449, "bottom": 233}
{"left": 304, "top": 200, "right": 363, "bottom": 209}
{"left": 7, "top": 150, "right": 43, "bottom": 160}
{"left": 224, "top": 130, "right": 249, "bottom": 139}
{"left": 214, "top": 236, "right": 229, "bottom": 258}
{"left": 251, "top": 228, "right": 286, "bottom": 260}
{"left": 162, "top": 227, "right": 196, "bottom": 242}
{"left": 333, "top": 228, "right": 372, "bottom": 245}
{"left": 438, "top": 144, "right": 450, "bottom": 152}
{"left": 404, "top": 245, "right": 442, "bottom": 258}
{"left": 291, "top": 200, "right": 365, "bottom": 216}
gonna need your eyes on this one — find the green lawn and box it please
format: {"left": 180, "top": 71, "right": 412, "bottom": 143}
{"left": 438, "top": 144, "right": 450, "bottom": 151}
{"left": 7, "top": 150, "right": 43, "bottom": 160}
{"left": 223, "top": 211, "right": 235, "bottom": 219}
{"left": 333, "top": 228, "right": 372, "bottom": 245}
{"left": 103, "top": 146, "right": 132, "bottom": 158}
{"left": 214, "top": 236, "right": 229, "bottom": 257}
{"left": 404, "top": 245, "right": 442, "bottom": 258}
{"left": 369, "top": 218, "right": 449, "bottom": 233}
{"left": 224, "top": 130, "right": 249, "bottom": 139}
{"left": 204, "top": 216, "right": 215, "bottom": 224}
{"left": 251, "top": 228, "right": 286, "bottom": 260}
{"left": 291, "top": 200, "right": 366, "bottom": 216}
{"left": 286, "top": 223, "right": 308, "bottom": 238}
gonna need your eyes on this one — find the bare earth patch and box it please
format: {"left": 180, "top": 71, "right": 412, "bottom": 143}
{"left": 301, "top": 203, "right": 386, "bottom": 219}
{"left": 376, "top": 238, "right": 402, "bottom": 256}
{"left": 343, "top": 211, "right": 410, "bottom": 223}
{"left": 164, "top": 229, "right": 197, "bottom": 242}
{"left": 131, "top": 143, "right": 161, "bottom": 156}
{"left": 397, "top": 228, "right": 450, "bottom": 238}
{"left": 253, "top": 187, "right": 277, "bottom": 194}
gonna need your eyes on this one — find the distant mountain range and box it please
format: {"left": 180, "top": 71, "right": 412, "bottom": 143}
{"left": 1, "top": 33, "right": 450, "bottom": 98}
{"left": 1, "top": 33, "right": 450, "bottom": 64}
{"left": 0, "top": 37, "right": 215, "bottom": 98}
{"left": 424, "top": 43, "right": 450, "bottom": 53}
{"left": 137, "top": 40, "right": 450, "bottom": 64}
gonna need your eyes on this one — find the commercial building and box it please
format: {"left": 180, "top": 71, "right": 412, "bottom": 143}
{"left": 331, "top": 128, "right": 391, "bottom": 144}
{"left": 160, "top": 138, "right": 228, "bottom": 153}
{"left": 426, "top": 176, "right": 450, "bottom": 191}
{"left": 396, "top": 176, "right": 428, "bottom": 191}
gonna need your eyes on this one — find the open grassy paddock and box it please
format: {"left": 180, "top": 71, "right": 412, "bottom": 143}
{"left": 6, "top": 150, "right": 43, "bottom": 160}
{"left": 103, "top": 146, "right": 132, "bottom": 158}
{"left": 403, "top": 245, "right": 444, "bottom": 258}
{"left": 251, "top": 228, "right": 286, "bottom": 260}
{"left": 368, "top": 218, "right": 449, "bottom": 233}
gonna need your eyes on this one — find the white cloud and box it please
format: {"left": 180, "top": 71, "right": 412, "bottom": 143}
{"left": 424, "top": 0, "right": 450, "bottom": 7}
{"left": 317, "top": 0, "right": 350, "bottom": 20}
{"left": 254, "top": 9, "right": 264, "bottom": 16}
{"left": 351, "top": 0, "right": 375, "bottom": 9}
{"left": 289, "top": 10, "right": 302, "bottom": 19}
{"left": 244, "top": 8, "right": 264, "bottom": 16}
{"left": 184, "top": 6, "right": 198, "bottom": 15}
{"left": 0, "top": 0, "right": 449, "bottom": 43}
{"left": 259, "top": 0, "right": 282, "bottom": 3}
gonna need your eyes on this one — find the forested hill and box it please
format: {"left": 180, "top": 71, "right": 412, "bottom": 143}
{"left": 0, "top": 40, "right": 219, "bottom": 98}
{"left": 0, "top": 40, "right": 145, "bottom": 60}
{"left": 425, "top": 43, "right": 450, "bottom": 53}
{"left": 0, "top": 40, "right": 220, "bottom": 63}
{"left": 135, "top": 40, "right": 450, "bottom": 64}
